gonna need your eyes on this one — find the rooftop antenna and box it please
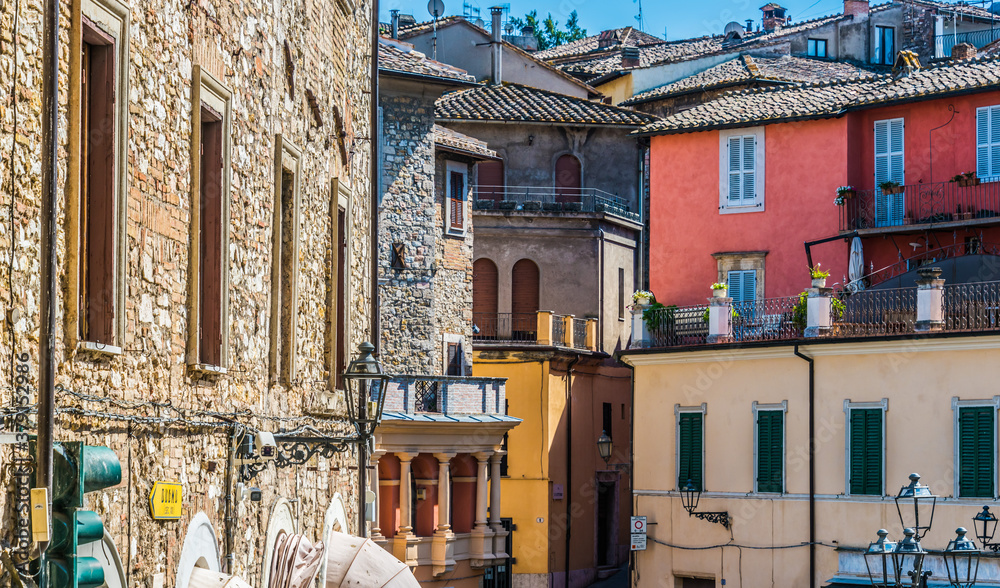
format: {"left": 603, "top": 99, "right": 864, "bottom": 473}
{"left": 634, "top": 0, "right": 644, "bottom": 32}
{"left": 428, "top": 0, "right": 445, "bottom": 60}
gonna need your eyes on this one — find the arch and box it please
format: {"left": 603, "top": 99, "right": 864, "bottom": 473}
{"left": 554, "top": 153, "right": 582, "bottom": 203}
{"left": 176, "top": 513, "right": 221, "bottom": 588}
{"left": 450, "top": 454, "right": 478, "bottom": 534}
{"left": 261, "top": 498, "right": 297, "bottom": 588}
{"left": 511, "top": 259, "right": 540, "bottom": 337}
{"left": 473, "top": 258, "right": 499, "bottom": 339}
{"left": 378, "top": 454, "right": 401, "bottom": 538}
{"left": 476, "top": 159, "right": 505, "bottom": 202}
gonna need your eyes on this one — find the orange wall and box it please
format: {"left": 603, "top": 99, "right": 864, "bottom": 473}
{"left": 649, "top": 117, "right": 850, "bottom": 306}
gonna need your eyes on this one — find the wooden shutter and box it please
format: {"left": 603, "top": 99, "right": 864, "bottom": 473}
{"left": 555, "top": 154, "right": 582, "bottom": 203}
{"left": 727, "top": 270, "right": 756, "bottom": 303}
{"left": 477, "top": 160, "right": 504, "bottom": 202}
{"left": 849, "top": 408, "right": 882, "bottom": 495}
{"left": 603, "top": 402, "right": 612, "bottom": 438}
{"left": 200, "top": 110, "right": 224, "bottom": 366}
{"left": 978, "top": 106, "right": 1000, "bottom": 180}
{"left": 959, "top": 406, "right": 995, "bottom": 498}
{"left": 678, "top": 412, "right": 703, "bottom": 491}
{"left": 728, "top": 137, "right": 743, "bottom": 204}
{"left": 727, "top": 270, "right": 742, "bottom": 302}
{"left": 757, "top": 410, "right": 783, "bottom": 493}
{"left": 875, "top": 118, "right": 905, "bottom": 225}
{"left": 511, "top": 259, "right": 540, "bottom": 316}
{"left": 742, "top": 270, "right": 757, "bottom": 303}
{"left": 474, "top": 258, "right": 498, "bottom": 339}
{"left": 335, "top": 208, "right": 347, "bottom": 388}
{"left": 449, "top": 170, "right": 465, "bottom": 232}
{"left": 446, "top": 342, "right": 462, "bottom": 376}
{"left": 727, "top": 136, "right": 756, "bottom": 205}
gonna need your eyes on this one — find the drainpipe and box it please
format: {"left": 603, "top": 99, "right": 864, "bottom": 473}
{"left": 564, "top": 354, "right": 581, "bottom": 588}
{"left": 367, "top": 0, "right": 380, "bottom": 539}
{"left": 224, "top": 427, "right": 238, "bottom": 572}
{"left": 793, "top": 346, "right": 816, "bottom": 588}
{"left": 490, "top": 7, "right": 503, "bottom": 85}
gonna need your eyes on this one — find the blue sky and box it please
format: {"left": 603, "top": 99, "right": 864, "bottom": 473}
{"left": 381, "top": 0, "right": 989, "bottom": 41}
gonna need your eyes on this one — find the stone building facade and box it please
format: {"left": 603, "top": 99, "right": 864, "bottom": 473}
{"left": 1, "top": 0, "right": 375, "bottom": 586}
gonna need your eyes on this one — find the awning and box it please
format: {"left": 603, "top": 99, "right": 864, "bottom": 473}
{"left": 189, "top": 567, "right": 254, "bottom": 588}
{"left": 269, "top": 533, "right": 327, "bottom": 588}
{"left": 323, "top": 531, "right": 419, "bottom": 588}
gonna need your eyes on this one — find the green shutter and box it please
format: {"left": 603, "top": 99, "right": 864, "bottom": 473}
{"left": 757, "top": 410, "right": 783, "bottom": 493}
{"left": 850, "top": 409, "right": 883, "bottom": 495}
{"left": 678, "top": 413, "right": 703, "bottom": 491}
{"left": 959, "top": 407, "right": 995, "bottom": 498}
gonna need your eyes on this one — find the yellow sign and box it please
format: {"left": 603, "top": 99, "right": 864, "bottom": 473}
{"left": 149, "top": 482, "right": 183, "bottom": 520}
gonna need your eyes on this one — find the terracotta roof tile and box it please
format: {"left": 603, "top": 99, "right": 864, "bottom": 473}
{"left": 637, "top": 56, "right": 1000, "bottom": 135}
{"left": 534, "top": 26, "right": 667, "bottom": 61}
{"left": 379, "top": 38, "right": 477, "bottom": 83}
{"left": 436, "top": 83, "right": 658, "bottom": 126}
{"left": 433, "top": 124, "right": 498, "bottom": 159}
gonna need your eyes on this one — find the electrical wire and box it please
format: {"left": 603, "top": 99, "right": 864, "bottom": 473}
{"left": 648, "top": 536, "right": 840, "bottom": 551}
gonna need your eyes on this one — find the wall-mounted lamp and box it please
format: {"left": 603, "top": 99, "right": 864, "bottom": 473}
{"left": 528, "top": 135, "right": 534, "bottom": 146}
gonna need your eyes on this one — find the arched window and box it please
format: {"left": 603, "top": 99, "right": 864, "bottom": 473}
{"left": 555, "top": 154, "right": 582, "bottom": 203}
{"left": 511, "top": 259, "right": 539, "bottom": 337}
{"left": 473, "top": 258, "right": 498, "bottom": 339}
{"left": 477, "top": 160, "right": 505, "bottom": 202}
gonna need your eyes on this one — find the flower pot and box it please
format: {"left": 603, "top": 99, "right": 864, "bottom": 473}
{"left": 634, "top": 295, "right": 653, "bottom": 307}
{"left": 882, "top": 185, "right": 904, "bottom": 195}
{"left": 712, "top": 289, "right": 727, "bottom": 298}
{"left": 811, "top": 277, "right": 827, "bottom": 288}
{"left": 963, "top": 212, "right": 973, "bottom": 220}
{"left": 953, "top": 213, "right": 961, "bottom": 221}
{"left": 839, "top": 190, "right": 856, "bottom": 199}
{"left": 903, "top": 217, "right": 912, "bottom": 225}
{"left": 498, "top": 201, "right": 517, "bottom": 211}
{"left": 959, "top": 178, "right": 981, "bottom": 187}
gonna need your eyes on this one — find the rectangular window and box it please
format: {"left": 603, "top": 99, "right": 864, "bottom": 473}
{"left": 874, "top": 118, "right": 905, "bottom": 226}
{"left": 977, "top": 105, "right": 1000, "bottom": 181}
{"left": 727, "top": 270, "right": 757, "bottom": 303}
{"left": 270, "top": 136, "right": 302, "bottom": 384}
{"left": 677, "top": 411, "right": 703, "bottom": 491}
{"left": 446, "top": 161, "right": 468, "bottom": 236}
{"left": 958, "top": 406, "right": 995, "bottom": 498}
{"left": 756, "top": 409, "right": 784, "bottom": 493}
{"left": 335, "top": 207, "right": 347, "bottom": 385}
{"left": 849, "top": 408, "right": 883, "bottom": 495}
{"left": 603, "top": 402, "right": 613, "bottom": 438}
{"left": 80, "top": 21, "right": 117, "bottom": 345}
{"left": 446, "top": 342, "right": 462, "bottom": 375}
{"left": 875, "top": 26, "right": 895, "bottom": 64}
{"left": 807, "top": 38, "right": 827, "bottom": 58}
{"left": 618, "top": 268, "right": 625, "bottom": 320}
{"left": 719, "top": 127, "right": 764, "bottom": 213}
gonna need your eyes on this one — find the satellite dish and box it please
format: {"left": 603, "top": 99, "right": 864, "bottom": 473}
{"left": 724, "top": 21, "right": 745, "bottom": 38}
{"left": 474, "top": 17, "right": 485, "bottom": 28}
{"left": 428, "top": 0, "right": 445, "bottom": 18}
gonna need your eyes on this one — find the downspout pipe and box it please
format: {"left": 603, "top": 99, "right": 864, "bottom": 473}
{"left": 565, "top": 354, "right": 581, "bottom": 588}
{"left": 366, "top": 0, "right": 380, "bottom": 539}
{"left": 794, "top": 345, "right": 816, "bottom": 588}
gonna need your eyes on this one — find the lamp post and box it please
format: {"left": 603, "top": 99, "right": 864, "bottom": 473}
{"left": 597, "top": 430, "right": 612, "bottom": 466}
{"left": 343, "top": 342, "right": 390, "bottom": 537}
{"left": 972, "top": 506, "right": 999, "bottom": 552}
{"left": 679, "top": 479, "right": 730, "bottom": 529}
{"left": 943, "top": 527, "right": 981, "bottom": 588}
{"left": 893, "top": 528, "right": 929, "bottom": 588}
{"left": 863, "top": 529, "right": 897, "bottom": 588}
{"left": 895, "top": 473, "right": 938, "bottom": 541}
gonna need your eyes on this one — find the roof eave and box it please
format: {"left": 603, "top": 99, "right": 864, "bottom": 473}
{"left": 437, "top": 117, "right": 650, "bottom": 129}
{"left": 379, "top": 68, "right": 481, "bottom": 88}
{"left": 434, "top": 143, "right": 501, "bottom": 160}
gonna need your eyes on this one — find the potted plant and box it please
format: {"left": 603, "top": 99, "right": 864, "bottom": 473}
{"left": 711, "top": 282, "right": 728, "bottom": 298}
{"left": 954, "top": 205, "right": 963, "bottom": 221}
{"left": 965, "top": 205, "right": 976, "bottom": 220}
{"left": 903, "top": 214, "right": 912, "bottom": 225}
{"left": 809, "top": 264, "right": 830, "bottom": 288}
{"left": 834, "top": 186, "right": 856, "bottom": 206}
{"left": 879, "top": 180, "right": 904, "bottom": 195}
{"left": 952, "top": 172, "right": 981, "bottom": 188}
{"left": 498, "top": 200, "right": 517, "bottom": 211}
{"left": 632, "top": 290, "right": 655, "bottom": 307}
{"left": 642, "top": 302, "right": 676, "bottom": 332}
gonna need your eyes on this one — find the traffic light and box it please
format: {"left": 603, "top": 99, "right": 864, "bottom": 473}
{"left": 47, "top": 442, "right": 122, "bottom": 588}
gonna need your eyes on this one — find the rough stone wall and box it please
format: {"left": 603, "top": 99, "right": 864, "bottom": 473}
{"left": 378, "top": 90, "right": 474, "bottom": 376}
{"left": 0, "top": 0, "right": 374, "bottom": 586}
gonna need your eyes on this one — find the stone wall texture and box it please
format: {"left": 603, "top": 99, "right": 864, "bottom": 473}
{"left": 0, "top": 0, "right": 374, "bottom": 586}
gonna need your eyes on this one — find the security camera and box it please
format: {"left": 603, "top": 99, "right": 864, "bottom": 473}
{"left": 249, "top": 487, "right": 263, "bottom": 502}
{"left": 473, "top": 324, "right": 481, "bottom": 335}
{"left": 255, "top": 431, "right": 277, "bottom": 460}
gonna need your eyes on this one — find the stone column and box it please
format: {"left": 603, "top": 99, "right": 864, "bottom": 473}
{"left": 536, "top": 311, "right": 554, "bottom": 346}
{"left": 370, "top": 451, "right": 386, "bottom": 543}
{"left": 630, "top": 304, "right": 650, "bottom": 348}
{"left": 706, "top": 295, "right": 733, "bottom": 343}
{"left": 392, "top": 452, "right": 418, "bottom": 565}
{"left": 432, "top": 453, "right": 457, "bottom": 577}
{"left": 805, "top": 287, "right": 833, "bottom": 338}
{"left": 490, "top": 451, "right": 509, "bottom": 560}
{"left": 562, "top": 315, "right": 575, "bottom": 347}
{"left": 915, "top": 267, "right": 945, "bottom": 332}
{"left": 469, "top": 451, "right": 496, "bottom": 567}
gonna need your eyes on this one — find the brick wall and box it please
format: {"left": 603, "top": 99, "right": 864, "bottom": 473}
{"left": 382, "top": 376, "right": 507, "bottom": 415}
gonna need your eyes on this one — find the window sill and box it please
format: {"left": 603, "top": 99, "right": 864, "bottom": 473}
{"left": 77, "top": 341, "right": 123, "bottom": 357}
{"left": 189, "top": 363, "right": 227, "bottom": 377}
{"left": 445, "top": 229, "right": 467, "bottom": 238}
{"left": 719, "top": 203, "right": 764, "bottom": 215}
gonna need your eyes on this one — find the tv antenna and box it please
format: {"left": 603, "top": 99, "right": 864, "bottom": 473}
{"left": 634, "top": 0, "right": 644, "bottom": 32}
{"left": 428, "top": 0, "right": 445, "bottom": 60}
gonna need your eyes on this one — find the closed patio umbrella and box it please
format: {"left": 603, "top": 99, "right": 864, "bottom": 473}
{"left": 849, "top": 236, "right": 865, "bottom": 291}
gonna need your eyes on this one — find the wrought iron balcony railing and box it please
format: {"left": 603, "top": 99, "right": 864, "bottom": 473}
{"left": 472, "top": 185, "right": 641, "bottom": 223}
{"left": 473, "top": 311, "right": 596, "bottom": 350}
{"left": 472, "top": 312, "right": 538, "bottom": 344}
{"left": 935, "top": 27, "right": 1000, "bottom": 58}
{"left": 839, "top": 179, "right": 1000, "bottom": 232}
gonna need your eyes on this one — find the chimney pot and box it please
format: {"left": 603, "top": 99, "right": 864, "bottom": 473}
{"left": 490, "top": 6, "right": 504, "bottom": 84}
{"left": 390, "top": 9, "right": 400, "bottom": 39}
{"left": 621, "top": 46, "right": 641, "bottom": 68}
{"left": 843, "top": 0, "right": 870, "bottom": 18}
{"left": 951, "top": 42, "right": 976, "bottom": 60}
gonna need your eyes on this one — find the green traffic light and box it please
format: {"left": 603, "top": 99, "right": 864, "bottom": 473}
{"left": 49, "top": 556, "right": 105, "bottom": 588}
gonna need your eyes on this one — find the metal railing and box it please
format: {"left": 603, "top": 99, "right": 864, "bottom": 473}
{"left": 935, "top": 27, "right": 1000, "bottom": 58}
{"left": 573, "top": 318, "right": 588, "bottom": 349}
{"left": 731, "top": 296, "right": 801, "bottom": 341}
{"left": 473, "top": 185, "right": 641, "bottom": 222}
{"left": 854, "top": 242, "right": 1000, "bottom": 289}
{"left": 473, "top": 312, "right": 538, "bottom": 344}
{"left": 832, "top": 287, "right": 917, "bottom": 337}
{"left": 642, "top": 305, "right": 709, "bottom": 347}
{"left": 839, "top": 180, "right": 1000, "bottom": 232}
{"left": 553, "top": 316, "right": 567, "bottom": 346}
{"left": 944, "top": 281, "right": 1000, "bottom": 331}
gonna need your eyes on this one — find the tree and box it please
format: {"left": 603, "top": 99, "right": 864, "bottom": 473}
{"left": 510, "top": 10, "right": 587, "bottom": 51}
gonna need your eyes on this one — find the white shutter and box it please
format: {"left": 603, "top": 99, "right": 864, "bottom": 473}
{"left": 979, "top": 105, "right": 1000, "bottom": 180}
{"left": 727, "top": 270, "right": 742, "bottom": 302}
{"left": 729, "top": 137, "right": 743, "bottom": 203}
{"left": 742, "top": 136, "right": 756, "bottom": 204}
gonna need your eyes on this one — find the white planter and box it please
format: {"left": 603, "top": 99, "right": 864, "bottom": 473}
{"left": 633, "top": 296, "right": 653, "bottom": 307}
{"left": 811, "top": 278, "right": 827, "bottom": 289}
{"left": 712, "top": 289, "right": 727, "bottom": 298}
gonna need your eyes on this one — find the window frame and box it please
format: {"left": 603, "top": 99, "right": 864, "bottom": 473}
{"left": 675, "top": 403, "right": 707, "bottom": 492}
{"left": 753, "top": 401, "right": 787, "bottom": 494}
{"left": 718, "top": 126, "right": 765, "bottom": 214}
{"left": 977, "top": 105, "right": 1000, "bottom": 182}
{"left": 326, "top": 178, "right": 352, "bottom": 391}
{"left": 807, "top": 38, "right": 828, "bottom": 58}
{"left": 875, "top": 25, "right": 895, "bottom": 65}
{"left": 844, "top": 399, "right": 888, "bottom": 496}
{"left": 727, "top": 269, "right": 758, "bottom": 303}
{"left": 67, "top": 0, "right": 130, "bottom": 355}
{"left": 269, "top": 135, "right": 303, "bottom": 385}
{"left": 952, "top": 396, "right": 1000, "bottom": 499}
{"left": 445, "top": 160, "right": 469, "bottom": 237}
{"left": 442, "top": 333, "right": 467, "bottom": 376}
{"left": 187, "top": 66, "right": 232, "bottom": 374}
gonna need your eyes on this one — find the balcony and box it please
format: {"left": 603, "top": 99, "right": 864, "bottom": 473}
{"left": 629, "top": 277, "right": 1000, "bottom": 350}
{"left": 935, "top": 28, "right": 1000, "bottom": 58}
{"left": 839, "top": 179, "right": 1000, "bottom": 233}
{"left": 473, "top": 311, "right": 598, "bottom": 351}
{"left": 381, "top": 375, "right": 507, "bottom": 416}
{"left": 473, "top": 185, "right": 641, "bottom": 224}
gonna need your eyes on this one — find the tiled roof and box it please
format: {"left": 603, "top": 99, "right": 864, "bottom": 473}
{"left": 982, "top": 39, "right": 1000, "bottom": 58}
{"left": 433, "top": 124, "right": 498, "bottom": 159}
{"left": 623, "top": 55, "right": 881, "bottom": 105}
{"left": 378, "top": 38, "right": 477, "bottom": 83}
{"left": 534, "top": 26, "right": 667, "bottom": 61}
{"left": 914, "top": 0, "right": 998, "bottom": 20}
{"left": 556, "top": 37, "right": 726, "bottom": 78}
{"left": 638, "top": 56, "right": 1000, "bottom": 135}
{"left": 436, "top": 83, "right": 658, "bottom": 126}
{"left": 397, "top": 15, "right": 469, "bottom": 39}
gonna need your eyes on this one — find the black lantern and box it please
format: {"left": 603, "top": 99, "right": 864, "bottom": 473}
{"left": 864, "top": 529, "right": 898, "bottom": 588}
{"left": 342, "top": 342, "right": 390, "bottom": 439}
{"left": 597, "top": 430, "right": 612, "bottom": 465}
{"left": 680, "top": 479, "right": 700, "bottom": 514}
{"left": 892, "top": 528, "right": 927, "bottom": 588}
{"left": 895, "top": 473, "right": 938, "bottom": 540}
{"left": 943, "top": 527, "right": 980, "bottom": 588}
{"left": 972, "top": 506, "right": 999, "bottom": 551}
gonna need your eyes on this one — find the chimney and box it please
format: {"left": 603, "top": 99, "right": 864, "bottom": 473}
{"left": 761, "top": 3, "right": 788, "bottom": 32}
{"left": 390, "top": 9, "right": 400, "bottom": 39}
{"left": 621, "top": 46, "right": 641, "bottom": 68}
{"left": 745, "top": 19, "right": 754, "bottom": 32}
{"left": 951, "top": 42, "right": 976, "bottom": 60}
{"left": 491, "top": 6, "right": 503, "bottom": 85}
{"left": 521, "top": 25, "right": 534, "bottom": 36}
{"left": 597, "top": 30, "right": 618, "bottom": 49}
{"left": 843, "top": 0, "right": 869, "bottom": 19}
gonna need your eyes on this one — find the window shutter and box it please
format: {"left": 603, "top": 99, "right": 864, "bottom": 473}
{"left": 678, "top": 412, "right": 703, "bottom": 491}
{"left": 850, "top": 409, "right": 882, "bottom": 495}
{"left": 874, "top": 119, "right": 904, "bottom": 226}
{"left": 450, "top": 170, "right": 465, "bottom": 231}
{"left": 741, "top": 270, "right": 757, "bottom": 303}
{"left": 979, "top": 106, "right": 1000, "bottom": 180}
{"left": 728, "top": 137, "right": 743, "bottom": 204}
{"left": 959, "top": 406, "right": 995, "bottom": 498}
{"left": 727, "top": 270, "right": 742, "bottom": 302}
{"left": 757, "top": 410, "right": 783, "bottom": 493}
{"left": 742, "top": 135, "right": 756, "bottom": 203}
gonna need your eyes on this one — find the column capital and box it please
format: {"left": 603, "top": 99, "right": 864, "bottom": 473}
{"left": 473, "top": 451, "right": 492, "bottom": 462}
{"left": 396, "top": 451, "right": 415, "bottom": 462}
{"left": 433, "top": 452, "right": 458, "bottom": 461}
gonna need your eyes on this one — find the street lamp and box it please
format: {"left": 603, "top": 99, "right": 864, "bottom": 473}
{"left": 863, "top": 529, "right": 897, "bottom": 588}
{"left": 943, "top": 527, "right": 980, "bottom": 588}
{"left": 972, "top": 506, "right": 999, "bottom": 552}
{"left": 343, "top": 341, "right": 390, "bottom": 439}
{"left": 679, "top": 479, "right": 730, "bottom": 529}
{"left": 597, "top": 430, "right": 612, "bottom": 466}
{"left": 892, "top": 528, "right": 929, "bottom": 588}
{"left": 895, "top": 473, "right": 938, "bottom": 541}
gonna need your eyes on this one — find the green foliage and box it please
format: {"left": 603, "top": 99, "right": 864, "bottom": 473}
{"left": 510, "top": 10, "right": 587, "bottom": 50}
{"left": 792, "top": 291, "right": 846, "bottom": 330}
{"left": 642, "top": 302, "right": 676, "bottom": 331}
{"left": 702, "top": 306, "right": 739, "bottom": 323}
